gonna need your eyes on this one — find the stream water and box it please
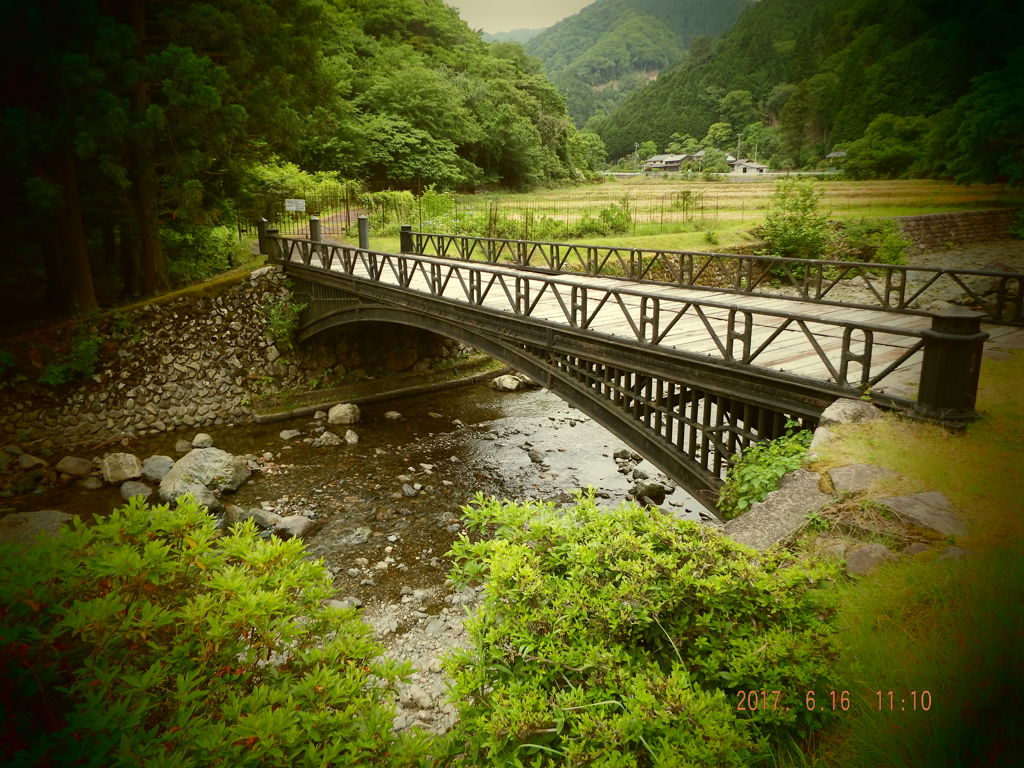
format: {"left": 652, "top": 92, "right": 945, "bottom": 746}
{"left": 9, "top": 381, "right": 713, "bottom": 606}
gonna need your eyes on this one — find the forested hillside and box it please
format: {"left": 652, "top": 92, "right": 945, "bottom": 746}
{"left": 525, "top": 0, "right": 750, "bottom": 126}
{"left": 594, "top": 0, "right": 1024, "bottom": 185}
{"left": 1, "top": 0, "right": 594, "bottom": 316}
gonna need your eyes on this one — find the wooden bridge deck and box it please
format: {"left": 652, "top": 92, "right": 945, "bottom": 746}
{"left": 316, "top": 250, "right": 1020, "bottom": 402}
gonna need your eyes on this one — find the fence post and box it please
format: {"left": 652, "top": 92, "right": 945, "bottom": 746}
{"left": 914, "top": 308, "right": 988, "bottom": 425}
{"left": 256, "top": 218, "right": 268, "bottom": 256}
{"left": 309, "top": 215, "right": 321, "bottom": 244}
{"left": 400, "top": 225, "right": 413, "bottom": 254}
{"left": 358, "top": 215, "right": 369, "bottom": 250}
{"left": 266, "top": 228, "right": 280, "bottom": 262}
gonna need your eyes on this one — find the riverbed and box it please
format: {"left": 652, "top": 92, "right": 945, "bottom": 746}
{"left": 7, "top": 380, "right": 712, "bottom": 603}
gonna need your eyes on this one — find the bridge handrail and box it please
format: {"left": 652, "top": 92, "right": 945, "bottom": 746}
{"left": 405, "top": 229, "right": 1024, "bottom": 326}
{"left": 270, "top": 234, "right": 925, "bottom": 337}
{"left": 267, "top": 231, "right": 990, "bottom": 424}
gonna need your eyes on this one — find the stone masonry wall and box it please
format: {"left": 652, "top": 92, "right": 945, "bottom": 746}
{"left": 0, "top": 266, "right": 461, "bottom": 449}
{"left": 898, "top": 208, "right": 1020, "bottom": 251}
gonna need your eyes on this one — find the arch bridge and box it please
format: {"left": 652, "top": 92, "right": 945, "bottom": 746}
{"left": 260, "top": 225, "right": 1014, "bottom": 508}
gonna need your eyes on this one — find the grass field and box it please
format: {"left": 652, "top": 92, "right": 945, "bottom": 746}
{"left": 365, "top": 178, "right": 1023, "bottom": 254}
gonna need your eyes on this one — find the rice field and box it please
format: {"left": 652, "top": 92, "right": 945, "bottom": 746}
{"left": 451, "top": 178, "right": 1021, "bottom": 225}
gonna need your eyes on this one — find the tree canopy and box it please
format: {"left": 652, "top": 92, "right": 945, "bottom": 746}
{"left": 1, "top": 0, "right": 586, "bottom": 317}
{"left": 594, "top": 0, "right": 1024, "bottom": 185}
{"left": 525, "top": 0, "right": 749, "bottom": 127}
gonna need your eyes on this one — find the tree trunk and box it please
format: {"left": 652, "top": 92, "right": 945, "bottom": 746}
{"left": 133, "top": 147, "right": 168, "bottom": 295}
{"left": 119, "top": 219, "right": 141, "bottom": 299}
{"left": 130, "top": 0, "right": 168, "bottom": 296}
{"left": 57, "top": 146, "right": 99, "bottom": 314}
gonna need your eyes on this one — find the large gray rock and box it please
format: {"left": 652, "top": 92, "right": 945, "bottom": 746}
{"left": 491, "top": 374, "right": 525, "bottom": 392}
{"left": 876, "top": 491, "right": 966, "bottom": 536}
{"left": 101, "top": 452, "right": 142, "bottom": 484}
{"left": 55, "top": 456, "right": 93, "bottom": 478}
{"left": 120, "top": 481, "right": 153, "bottom": 502}
{"left": 806, "top": 426, "right": 837, "bottom": 461}
{"left": 633, "top": 480, "right": 667, "bottom": 505}
{"left": 724, "top": 469, "right": 832, "bottom": 552}
{"left": 314, "top": 431, "right": 343, "bottom": 447}
{"left": 818, "top": 398, "right": 883, "bottom": 428}
{"left": 845, "top": 543, "right": 897, "bottom": 575}
{"left": 828, "top": 464, "right": 899, "bottom": 495}
{"left": 141, "top": 455, "right": 175, "bottom": 483}
{"left": 158, "top": 448, "right": 251, "bottom": 511}
{"left": 328, "top": 403, "right": 361, "bottom": 425}
{"left": 0, "top": 509, "right": 72, "bottom": 545}
{"left": 274, "top": 515, "right": 315, "bottom": 540}
{"left": 18, "top": 453, "right": 47, "bottom": 470}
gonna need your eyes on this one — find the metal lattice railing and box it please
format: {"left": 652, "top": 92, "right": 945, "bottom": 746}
{"left": 269, "top": 235, "right": 928, "bottom": 401}
{"left": 407, "top": 230, "right": 1024, "bottom": 326}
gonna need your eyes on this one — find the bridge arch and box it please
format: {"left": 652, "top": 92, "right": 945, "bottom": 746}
{"left": 296, "top": 297, "right": 801, "bottom": 509}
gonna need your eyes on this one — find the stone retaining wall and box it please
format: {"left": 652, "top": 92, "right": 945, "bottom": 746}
{"left": 897, "top": 209, "right": 1020, "bottom": 251}
{"left": 0, "top": 267, "right": 463, "bottom": 449}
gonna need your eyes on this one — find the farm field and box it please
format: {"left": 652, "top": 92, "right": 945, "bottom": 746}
{"left": 370, "top": 178, "right": 1024, "bottom": 254}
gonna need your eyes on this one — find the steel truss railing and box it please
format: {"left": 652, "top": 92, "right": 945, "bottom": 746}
{"left": 270, "top": 235, "right": 926, "bottom": 402}
{"left": 270, "top": 231, "right": 990, "bottom": 494}
{"left": 407, "top": 230, "right": 1024, "bottom": 326}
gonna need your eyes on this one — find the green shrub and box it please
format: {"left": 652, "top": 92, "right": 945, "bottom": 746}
{"left": 832, "top": 218, "right": 909, "bottom": 265}
{"left": 0, "top": 497, "right": 432, "bottom": 766}
{"left": 718, "top": 426, "right": 814, "bottom": 520}
{"left": 446, "top": 492, "right": 839, "bottom": 766}
{"left": 38, "top": 325, "right": 104, "bottom": 386}
{"left": 162, "top": 225, "right": 242, "bottom": 286}
{"left": 262, "top": 284, "right": 307, "bottom": 352}
{"left": 760, "top": 178, "right": 831, "bottom": 261}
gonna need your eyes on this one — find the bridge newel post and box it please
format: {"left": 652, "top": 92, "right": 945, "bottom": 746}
{"left": 309, "top": 216, "right": 321, "bottom": 243}
{"left": 914, "top": 307, "right": 988, "bottom": 425}
{"left": 357, "top": 215, "right": 369, "bottom": 250}
{"left": 256, "top": 218, "right": 269, "bottom": 256}
{"left": 400, "top": 225, "right": 413, "bottom": 254}
{"left": 266, "top": 227, "right": 280, "bottom": 261}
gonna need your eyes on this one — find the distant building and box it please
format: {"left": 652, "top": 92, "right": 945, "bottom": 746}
{"left": 641, "top": 154, "right": 687, "bottom": 172}
{"left": 642, "top": 150, "right": 742, "bottom": 173}
{"left": 730, "top": 160, "right": 770, "bottom": 175}
{"left": 825, "top": 150, "right": 848, "bottom": 164}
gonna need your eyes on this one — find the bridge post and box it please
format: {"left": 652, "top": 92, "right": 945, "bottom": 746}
{"left": 400, "top": 225, "right": 413, "bottom": 254}
{"left": 266, "top": 227, "right": 280, "bottom": 261}
{"left": 309, "top": 215, "right": 321, "bottom": 243}
{"left": 914, "top": 308, "right": 989, "bottom": 425}
{"left": 358, "top": 215, "right": 369, "bottom": 250}
{"left": 256, "top": 218, "right": 269, "bottom": 256}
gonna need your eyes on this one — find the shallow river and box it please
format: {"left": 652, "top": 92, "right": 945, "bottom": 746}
{"left": 12, "top": 381, "right": 713, "bottom": 604}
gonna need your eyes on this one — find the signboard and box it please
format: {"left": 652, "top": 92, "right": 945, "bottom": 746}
{"left": 284, "top": 198, "right": 306, "bottom": 212}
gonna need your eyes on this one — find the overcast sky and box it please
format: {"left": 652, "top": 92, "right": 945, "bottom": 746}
{"left": 448, "top": 0, "right": 594, "bottom": 33}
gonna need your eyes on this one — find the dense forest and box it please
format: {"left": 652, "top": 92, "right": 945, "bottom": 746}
{"left": 0, "top": 0, "right": 602, "bottom": 317}
{"left": 593, "top": 0, "right": 1024, "bottom": 184}
{"left": 526, "top": 0, "right": 750, "bottom": 126}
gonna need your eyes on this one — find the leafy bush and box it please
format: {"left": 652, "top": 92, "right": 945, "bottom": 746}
{"left": 0, "top": 497, "right": 432, "bottom": 766}
{"left": 359, "top": 190, "right": 416, "bottom": 233}
{"left": 38, "top": 325, "right": 104, "bottom": 386}
{"left": 446, "top": 492, "right": 839, "bottom": 766}
{"left": 163, "top": 224, "right": 242, "bottom": 286}
{"left": 760, "top": 178, "right": 831, "bottom": 261}
{"left": 718, "top": 426, "right": 814, "bottom": 519}
{"left": 262, "top": 289, "right": 307, "bottom": 352}
{"left": 832, "top": 218, "right": 909, "bottom": 265}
